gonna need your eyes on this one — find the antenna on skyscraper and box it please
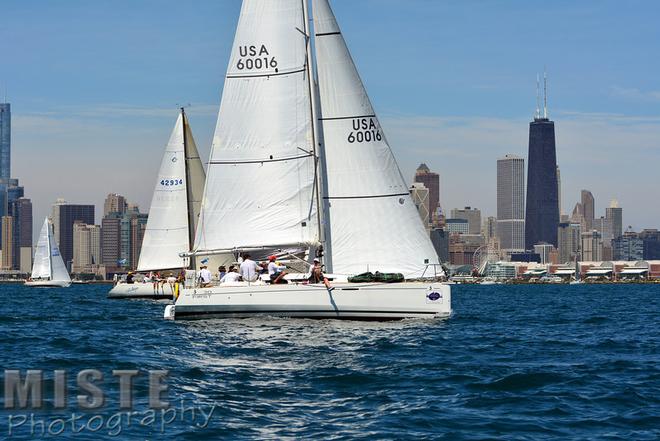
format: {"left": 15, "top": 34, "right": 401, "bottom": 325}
{"left": 543, "top": 67, "right": 548, "bottom": 119}
{"left": 535, "top": 74, "right": 541, "bottom": 120}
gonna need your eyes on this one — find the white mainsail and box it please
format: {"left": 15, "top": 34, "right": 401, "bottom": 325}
{"left": 193, "top": 0, "right": 318, "bottom": 253}
{"left": 31, "top": 218, "right": 70, "bottom": 283}
{"left": 31, "top": 218, "right": 51, "bottom": 279}
{"left": 313, "top": 0, "right": 440, "bottom": 277}
{"left": 138, "top": 111, "right": 205, "bottom": 271}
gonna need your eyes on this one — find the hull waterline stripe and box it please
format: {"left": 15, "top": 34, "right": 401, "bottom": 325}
{"left": 324, "top": 193, "right": 409, "bottom": 200}
{"left": 319, "top": 114, "right": 376, "bottom": 121}
{"left": 175, "top": 309, "right": 439, "bottom": 319}
{"left": 226, "top": 67, "right": 306, "bottom": 79}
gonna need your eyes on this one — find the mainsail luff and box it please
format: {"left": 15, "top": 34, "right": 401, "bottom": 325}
{"left": 312, "top": 0, "right": 441, "bottom": 277}
{"left": 193, "top": 0, "right": 318, "bottom": 253}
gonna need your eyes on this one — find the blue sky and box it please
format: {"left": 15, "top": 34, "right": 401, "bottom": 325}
{"left": 2, "top": 0, "right": 659, "bottom": 232}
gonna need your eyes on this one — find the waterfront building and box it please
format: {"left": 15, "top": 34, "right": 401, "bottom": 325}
{"left": 525, "top": 75, "right": 559, "bottom": 249}
{"left": 51, "top": 199, "right": 95, "bottom": 270}
{"left": 414, "top": 164, "right": 440, "bottom": 226}
{"left": 613, "top": 231, "right": 643, "bottom": 261}
{"left": 101, "top": 215, "right": 121, "bottom": 273}
{"left": 445, "top": 218, "right": 469, "bottom": 235}
{"left": 410, "top": 183, "right": 430, "bottom": 228}
{"left": 639, "top": 229, "right": 660, "bottom": 260}
{"left": 450, "top": 207, "right": 481, "bottom": 235}
{"left": 581, "top": 190, "right": 595, "bottom": 231}
{"left": 72, "top": 222, "right": 101, "bottom": 274}
{"left": 104, "top": 193, "right": 127, "bottom": 217}
{"left": 497, "top": 154, "right": 525, "bottom": 254}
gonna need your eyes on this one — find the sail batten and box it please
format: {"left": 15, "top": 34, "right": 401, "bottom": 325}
{"left": 313, "top": 0, "right": 441, "bottom": 277}
{"left": 193, "top": 0, "right": 318, "bottom": 253}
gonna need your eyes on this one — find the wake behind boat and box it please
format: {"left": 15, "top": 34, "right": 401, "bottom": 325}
{"left": 108, "top": 108, "right": 206, "bottom": 300}
{"left": 167, "top": 0, "right": 451, "bottom": 321}
{"left": 25, "top": 218, "right": 71, "bottom": 288}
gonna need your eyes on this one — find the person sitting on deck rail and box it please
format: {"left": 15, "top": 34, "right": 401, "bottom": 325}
{"left": 307, "top": 258, "right": 332, "bottom": 290}
{"left": 267, "top": 255, "right": 288, "bottom": 284}
{"left": 239, "top": 253, "right": 260, "bottom": 282}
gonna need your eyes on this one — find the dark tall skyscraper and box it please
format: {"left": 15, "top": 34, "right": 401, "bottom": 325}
{"left": 51, "top": 200, "right": 95, "bottom": 269}
{"left": 0, "top": 103, "right": 10, "bottom": 181}
{"left": 525, "top": 74, "right": 559, "bottom": 249}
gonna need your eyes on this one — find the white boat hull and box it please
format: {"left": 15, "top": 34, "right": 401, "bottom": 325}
{"left": 25, "top": 280, "right": 70, "bottom": 288}
{"left": 108, "top": 282, "right": 175, "bottom": 300}
{"left": 168, "top": 282, "right": 451, "bottom": 321}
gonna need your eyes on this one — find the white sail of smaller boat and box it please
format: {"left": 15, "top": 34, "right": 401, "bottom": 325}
{"left": 108, "top": 109, "right": 207, "bottom": 299}
{"left": 137, "top": 108, "right": 206, "bottom": 272}
{"left": 25, "top": 218, "right": 71, "bottom": 287}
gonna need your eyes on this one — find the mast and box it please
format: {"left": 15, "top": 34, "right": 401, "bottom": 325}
{"left": 302, "top": 0, "right": 331, "bottom": 269}
{"left": 181, "top": 107, "right": 196, "bottom": 270}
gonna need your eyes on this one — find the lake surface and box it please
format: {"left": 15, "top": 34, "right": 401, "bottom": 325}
{"left": 0, "top": 283, "right": 658, "bottom": 439}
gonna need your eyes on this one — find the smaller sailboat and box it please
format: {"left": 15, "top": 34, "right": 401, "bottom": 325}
{"left": 108, "top": 108, "right": 206, "bottom": 299}
{"left": 25, "top": 218, "right": 71, "bottom": 288}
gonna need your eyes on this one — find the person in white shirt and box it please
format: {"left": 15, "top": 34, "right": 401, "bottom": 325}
{"left": 220, "top": 265, "right": 241, "bottom": 283}
{"left": 239, "top": 253, "right": 260, "bottom": 282}
{"left": 267, "top": 255, "right": 288, "bottom": 284}
{"left": 198, "top": 265, "right": 212, "bottom": 287}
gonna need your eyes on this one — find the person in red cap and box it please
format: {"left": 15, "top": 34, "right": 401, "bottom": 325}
{"left": 267, "top": 255, "right": 288, "bottom": 284}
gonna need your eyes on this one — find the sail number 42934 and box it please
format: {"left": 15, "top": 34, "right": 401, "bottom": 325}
{"left": 348, "top": 117, "right": 382, "bottom": 143}
{"left": 237, "top": 45, "right": 278, "bottom": 70}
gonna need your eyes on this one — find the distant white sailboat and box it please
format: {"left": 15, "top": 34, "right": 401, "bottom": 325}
{"left": 166, "top": 0, "right": 451, "bottom": 320}
{"left": 108, "top": 108, "right": 206, "bottom": 299}
{"left": 25, "top": 218, "right": 71, "bottom": 288}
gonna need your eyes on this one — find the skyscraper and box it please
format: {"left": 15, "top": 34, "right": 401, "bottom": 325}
{"left": 104, "top": 193, "right": 127, "bottom": 217}
{"left": 581, "top": 190, "right": 595, "bottom": 231}
{"left": 450, "top": 207, "right": 481, "bottom": 235}
{"left": 51, "top": 200, "right": 95, "bottom": 269}
{"left": 409, "top": 183, "right": 430, "bottom": 228}
{"left": 558, "top": 222, "right": 580, "bottom": 263}
{"left": 0, "top": 103, "right": 10, "bottom": 181}
{"left": 606, "top": 200, "right": 623, "bottom": 240}
{"left": 8, "top": 197, "right": 32, "bottom": 272}
{"left": 497, "top": 154, "right": 525, "bottom": 253}
{"left": 414, "top": 164, "right": 440, "bottom": 225}
{"left": 525, "top": 74, "right": 559, "bottom": 249}
{"left": 1, "top": 216, "right": 13, "bottom": 270}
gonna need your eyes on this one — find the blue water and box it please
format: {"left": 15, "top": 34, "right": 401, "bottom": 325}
{"left": 0, "top": 284, "right": 659, "bottom": 439}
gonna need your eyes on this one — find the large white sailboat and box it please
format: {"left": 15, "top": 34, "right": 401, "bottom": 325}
{"left": 166, "top": 0, "right": 451, "bottom": 320}
{"left": 108, "top": 108, "right": 206, "bottom": 299}
{"left": 25, "top": 218, "right": 71, "bottom": 288}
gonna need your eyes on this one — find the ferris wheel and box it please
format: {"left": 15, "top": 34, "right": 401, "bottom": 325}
{"left": 472, "top": 244, "right": 499, "bottom": 275}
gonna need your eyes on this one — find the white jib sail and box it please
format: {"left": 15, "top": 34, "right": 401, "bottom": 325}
{"left": 138, "top": 113, "right": 198, "bottom": 271}
{"left": 31, "top": 218, "right": 52, "bottom": 279}
{"left": 194, "top": 0, "right": 318, "bottom": 252}
{"left": 49, "top": 224, "right": 71, "bottom": 284}
{"left": 313, "top": 0, "right": 441, "bottom": 278}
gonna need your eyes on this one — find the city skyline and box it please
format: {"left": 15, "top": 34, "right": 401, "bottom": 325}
{"left": 1, "top": 0, "right": 659, "bottom": 232}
